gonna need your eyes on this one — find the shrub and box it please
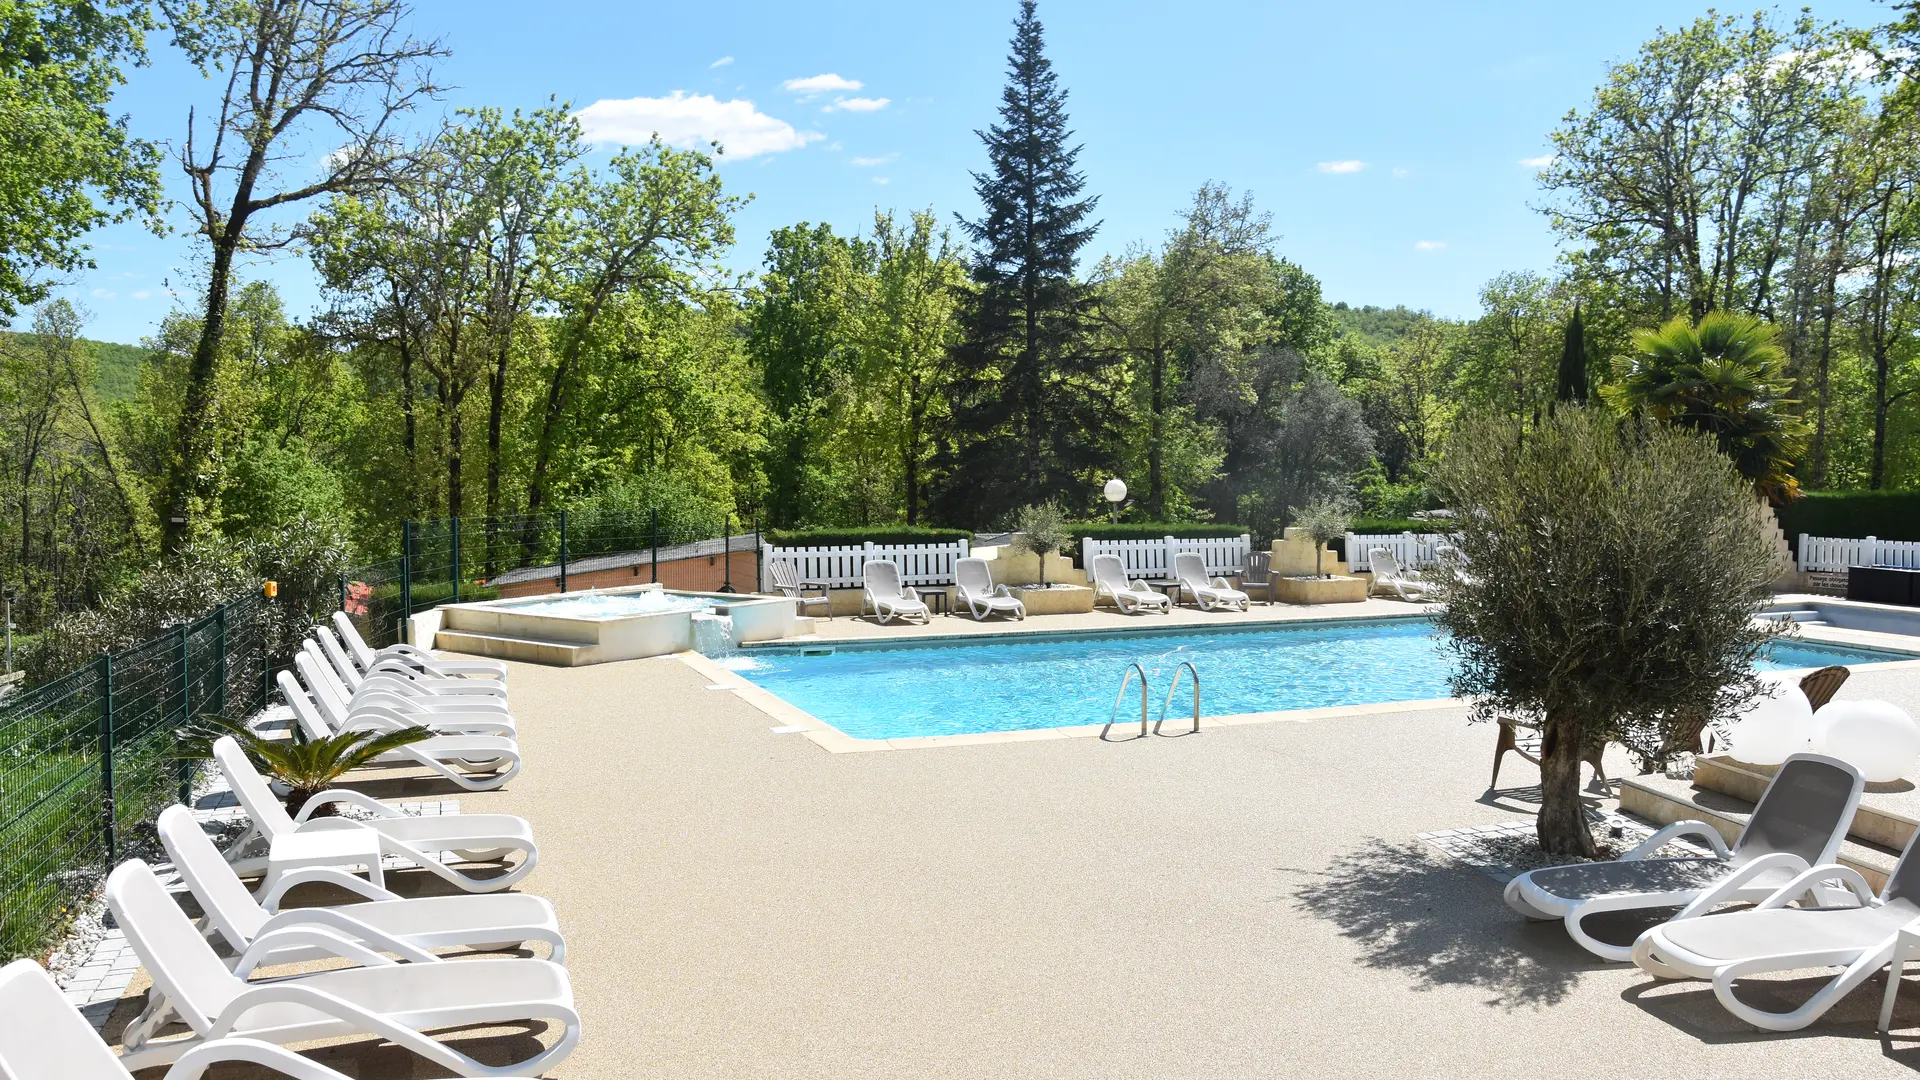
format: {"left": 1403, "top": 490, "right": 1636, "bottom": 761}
{"left": 1775, "top": 490, "right": 1920, "bottom": 551}
{"left": 1432, "top": 407, "right": 1778, "bottom": 855}
{"left": 1290, "top": 498, "right": 1354, "bottom": 578}
{"left": 766, "top": 526, "right": 973, "bottom": 548}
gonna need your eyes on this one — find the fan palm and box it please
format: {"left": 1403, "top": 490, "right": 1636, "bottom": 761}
{"left": 1604, "top": 311, "right": 1810, "bottom": 500}
{"left": 181, "top": 718, "right": 434, "bottom": 818}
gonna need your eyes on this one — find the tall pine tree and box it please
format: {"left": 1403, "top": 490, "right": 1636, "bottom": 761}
{"left": 934, "top": 0, "right": 1117, "bottom": 525}
{"left": 1556, "top": 302, "right": 1589, "bottom": 405}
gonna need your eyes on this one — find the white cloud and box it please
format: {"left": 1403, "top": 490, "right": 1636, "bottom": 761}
{"left": 783, "top": 73, "right": 861, "bottom": 94}
{"left": 1519, "top": 154, "right": 1558, "bottom": 168}
{"left": 1316, "top": 160, "right": 1367, "bottom": 174}
{"left": 827, "top": 141, "right": 843, "bottom": 151}
{"left": 709, "top": 55, "right": 733, "bottom": 68}
{"left": 827, "top": 96, "right": 889, "bottom": 113}
{"left": 90, "top": 288, "right": 116, "bottom": 299}
{"left": 850, "top": 153, "right": 896, "bottom": 166}
{"left": 872, "top": 177, "right": 890, "bottom": 185}
{"left": 574, "top": 92, "right": 822, "bottom": 158}
{"left": 1391, "top": 167, "right": 1410, "bottom": 178}
{"left": 1414, "top": 240, "right": 1446, "bottom": 251}
{"left": 131, "top": 290, "right": 151, "bottom": 300}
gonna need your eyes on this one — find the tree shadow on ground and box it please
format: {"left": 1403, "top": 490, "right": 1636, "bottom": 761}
{"left": 1285, "top": 837, "right": 1606, "bottom": 1009}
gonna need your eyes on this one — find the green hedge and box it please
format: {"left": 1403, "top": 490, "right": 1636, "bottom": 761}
{"left": 1776, "top": 491, "right": 1920, "bottom": 553}
{"left": 766, "top": 526, "right": 973, "bottom": 548}
{"left": 1348, "top": 517, "right": 1432, "bottom": 535}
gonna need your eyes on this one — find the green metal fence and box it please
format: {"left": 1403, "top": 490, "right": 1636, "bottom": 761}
{"left": 0, "top": 592, "right": 274, "bottom": 961}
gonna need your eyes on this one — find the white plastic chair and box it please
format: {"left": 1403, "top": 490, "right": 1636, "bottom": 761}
{"left": 333, "top": 610, "right": 508, "bottom": 682}
{"left": 0, "top": 957, "right": 360, "bottom": 1080}
{"left": 862, "top": 560, "right": 930, "bottom": 624}
{"left": 1173, "top": 552, "right": 1249, "bottom": 612}
{"left": 1631, "top": 832, "right": 1920, "bottom": 1032}
{"left": 1367, "top": 548, "right": 1428, "bottom": 601}
{"left": 281, "top": 668, "right": 522, "bottom": 790}
{"left": 214, "top": 736, "right": 538, "bottom": 894}
{"left": 299, "top": 646, "right": 516, "bottom": 737}
{"left": 107, "top": 860, "right": 579, "bottom": 1075}
{"left": 954, "top": 557, "right": 1025, "bottom": 621}
{"left": 769, "top": 560, "right": 832, "bottom": 619}
{"left": 314, "top": 627, "right": 508, "bottom": 704}
{"left": 1089, "top": 554, "right": 1170, "bottom": 614}
{"left": 1505, "top": 753, "right": 1867, "bottom": 961}
{"left": 157, "top": 804, "right": 563, "bottom": 969}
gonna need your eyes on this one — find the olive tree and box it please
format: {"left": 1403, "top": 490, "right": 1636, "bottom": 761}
{"left": 1430, "top": 407, "right": 1778, "bottom": 855}
{"left": 1011, "top": 502, "right": 1069, "bottom": 587}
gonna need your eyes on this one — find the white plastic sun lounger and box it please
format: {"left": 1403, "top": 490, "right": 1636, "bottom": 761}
{"left": 314, "top": 628, "right": 509, "bottom": 704}
{"left": 281, "top": 668, "right": 522, "bottom": 792}
{"left": 1174, "top": 551, "right": 1249, "bottom": 612}
{"left": 1630, "top": 832, "right": 1920, "bottom": 1032}
{"left": 107, "top": 860, "right": 579, "bottom": 1075}
{"left": 157, "top": 804, "right": 564, "bottom": 970}
{"left": 1505, "top": 753, "right": 1865, "bottom": 961}
{"left": 298, "top": 647, "right": 516, "bottom": 738}
{"left": 954, "top": 557, "right": 1025, "bottom": 621}
{"left": 862, "top": 560, "right": 930, "bottom": 624}
{"left": 2, "top": 957, "right": 367, "bottom": 1080}
{"left": 1090, "top": 554, "right": 1170, "bottom": 614}
{"left": 215, "top": 736, "right": 538, "bottom": 894}
{"left": 1367, "top": 548, "right": 1428, "bottom": 601}
{"left": 334, "top": 610, "right": 507, "bottom": 683}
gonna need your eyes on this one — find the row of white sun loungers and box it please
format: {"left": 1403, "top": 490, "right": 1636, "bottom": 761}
{"left": 852, "top": 552, "right": 1252, "bottom": 626}
{"left": 1507, "top": 751, "right": 1920, "bottom": 1033}
{"left": 0, "top": 615, "right": 581, "bottom": 1078}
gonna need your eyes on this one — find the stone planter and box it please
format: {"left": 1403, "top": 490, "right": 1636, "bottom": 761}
{"left": 1011, "top": 583, "right": 1095, "bottom": 615}
{"left": 1271, "top": 574, "right": 1368, "bottom": 605}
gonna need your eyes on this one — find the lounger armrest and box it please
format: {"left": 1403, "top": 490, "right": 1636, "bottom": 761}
{"left": 253, "top": 907, "right": 442, "bottom": 964}
{"left": 206, "top": 983, "right": 483, "bottom": 1077}
{"left": 167, "top": 1037, "right": 358, "bottom": 1080}
{"left": 1671, "top": 851, "right": 1811, "bottom": 918}
{"left": 261, "top": 866, "right": 401, "bottom": 910}
{"left": 1754, "top": 863, "right": 1878, "bottom": 910}
{"left": 1622, "top": 820, "right": 1731, "bottom": 861}
{"left": 357, "top": 674, "right": 508, "bottom": 701}
{"left": 231, "top": 925, "right": 404, "bottom": 979}
{"left": 295, "top": 789, "right": 401, "bottom": 822}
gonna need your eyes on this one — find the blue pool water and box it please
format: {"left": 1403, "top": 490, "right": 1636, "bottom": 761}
{"left": 726, "top": 617, "right": 1916, "bottom": 741}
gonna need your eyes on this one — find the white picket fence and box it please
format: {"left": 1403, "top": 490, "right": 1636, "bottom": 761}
{"left": 760, "top": 539, "right": 970, "bottom": 590}
{"left": 1798, "top": 534, "right": 1920, "bottom": 573}
{"left": 1081, "top": 534, "right": 1251, "bottom": 581}
{"left": 1345, "top": 532, "right": 1453, "bottom": 572}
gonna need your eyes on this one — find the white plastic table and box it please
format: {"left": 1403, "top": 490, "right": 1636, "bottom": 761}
{"left": 260, "top": 827, "right": 385, "bottom": 898}
{"left": 1881, "top": 925, "right": 1920, "bottom": 1031}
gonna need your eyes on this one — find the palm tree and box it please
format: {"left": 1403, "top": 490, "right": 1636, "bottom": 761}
{"left": 182, "top": 719, "right": 434, "bottom": 818}
{"left": 1605, "top": 312, "right": 1810, "bottom": 500}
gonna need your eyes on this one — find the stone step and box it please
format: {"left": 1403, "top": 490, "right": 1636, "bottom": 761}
{"left": 1619, "top": 770, "right": 1901, "bottom": 890}
{"left": 434, "top": 629, "right": 596, "bottom": 667}
{"left": 1694, "top": 755, "right": 1919, "bottom": 853}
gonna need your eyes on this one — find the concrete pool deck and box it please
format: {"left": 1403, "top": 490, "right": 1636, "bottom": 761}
{"left": 111, "top": 652, "right": 1920, "bottom": 1078}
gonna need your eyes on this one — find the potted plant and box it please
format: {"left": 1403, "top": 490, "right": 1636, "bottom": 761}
{"left": 183, "top": 719, "right": 435, "bottom": 818}
{"left": 1011, "top": 502, "right": 1070, "bottom": 587}
{"left": 1270, "top": 497, "right": 1369, "bottom": 603}
{"left": 1292, "top": 497, "right": 1353, "bottom": 579}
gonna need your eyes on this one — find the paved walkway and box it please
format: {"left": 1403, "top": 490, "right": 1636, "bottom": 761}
{"left": 113, "top": 652, "right": 1920, "bottom": 1077}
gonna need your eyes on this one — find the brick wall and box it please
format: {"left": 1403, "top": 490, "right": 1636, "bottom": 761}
{"left": 495, "top": 549, "right": 759, "bottom": 598}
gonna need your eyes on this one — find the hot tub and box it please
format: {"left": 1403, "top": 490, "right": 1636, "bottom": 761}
{"left": 433, "top": 584, "right": 798, "bottom": 666}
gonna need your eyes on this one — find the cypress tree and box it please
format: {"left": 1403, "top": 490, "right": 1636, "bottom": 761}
{"left": 1556, "top": 303, "right": 1589, "bottom": 404}
{"left": 935, "top": 0, "right": 1116, "bottom": 525}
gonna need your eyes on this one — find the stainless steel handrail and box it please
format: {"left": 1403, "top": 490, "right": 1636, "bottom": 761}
{"left": 1103, "top": 663, "right": 1150, "bottom": 740}
{"left": 1155, "top": 661, "right": 1200, "bottom": 735}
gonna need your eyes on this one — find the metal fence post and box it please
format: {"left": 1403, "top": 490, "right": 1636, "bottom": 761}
{"left": 719, "top": 514, "right": 734, "bottom": 592}
{"left": 558, "top": 509, "right": 569, "bottom": 594}
{"left": 650, "top": 509, "right": 659, "bottom": 583}
{"left": 400, "top": 519, "right": 414, "bottom": 626}
{"left": 451, "top": 517, "right": 462, "bottom": 604}
{"left": 754, "top": 516, "right": 762, "bottom": 593}
{"left": 214, "top": 604, "right": 228, "bottom": 720}
{"left": 176, "top": 622, "right": 193, "bottom": 802}
{"left": 98, "top": 651, "right": 115, "bottom": 869}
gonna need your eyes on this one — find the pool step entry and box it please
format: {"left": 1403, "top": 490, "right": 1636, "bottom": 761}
{"left": 1101, "top": 662, "right": 1202, "bottom": 740}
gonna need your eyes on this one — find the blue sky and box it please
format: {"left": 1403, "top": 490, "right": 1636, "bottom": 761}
{"left": 54, "top": 0, "right": 1895, "bottom": 345}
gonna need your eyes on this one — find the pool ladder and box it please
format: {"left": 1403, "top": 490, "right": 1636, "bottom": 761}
{"left": 1101, "top": 661, "right": 1202, "bottom": 740}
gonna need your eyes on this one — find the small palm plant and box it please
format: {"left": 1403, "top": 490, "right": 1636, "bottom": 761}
{"left": 182, "top": 718, "right": 434, "bottom": 818}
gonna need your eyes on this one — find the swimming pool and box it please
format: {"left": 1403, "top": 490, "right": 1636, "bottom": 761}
{"left": 495, "top": 590, "right": 722, "bottom": 617}
{"left": 725, "top": 617, "right": 1918, "bottom": 741}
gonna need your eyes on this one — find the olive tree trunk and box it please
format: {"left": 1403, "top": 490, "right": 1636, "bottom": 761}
{"left": 1536, "top": 710, "right": 1598, "bottom": 857}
